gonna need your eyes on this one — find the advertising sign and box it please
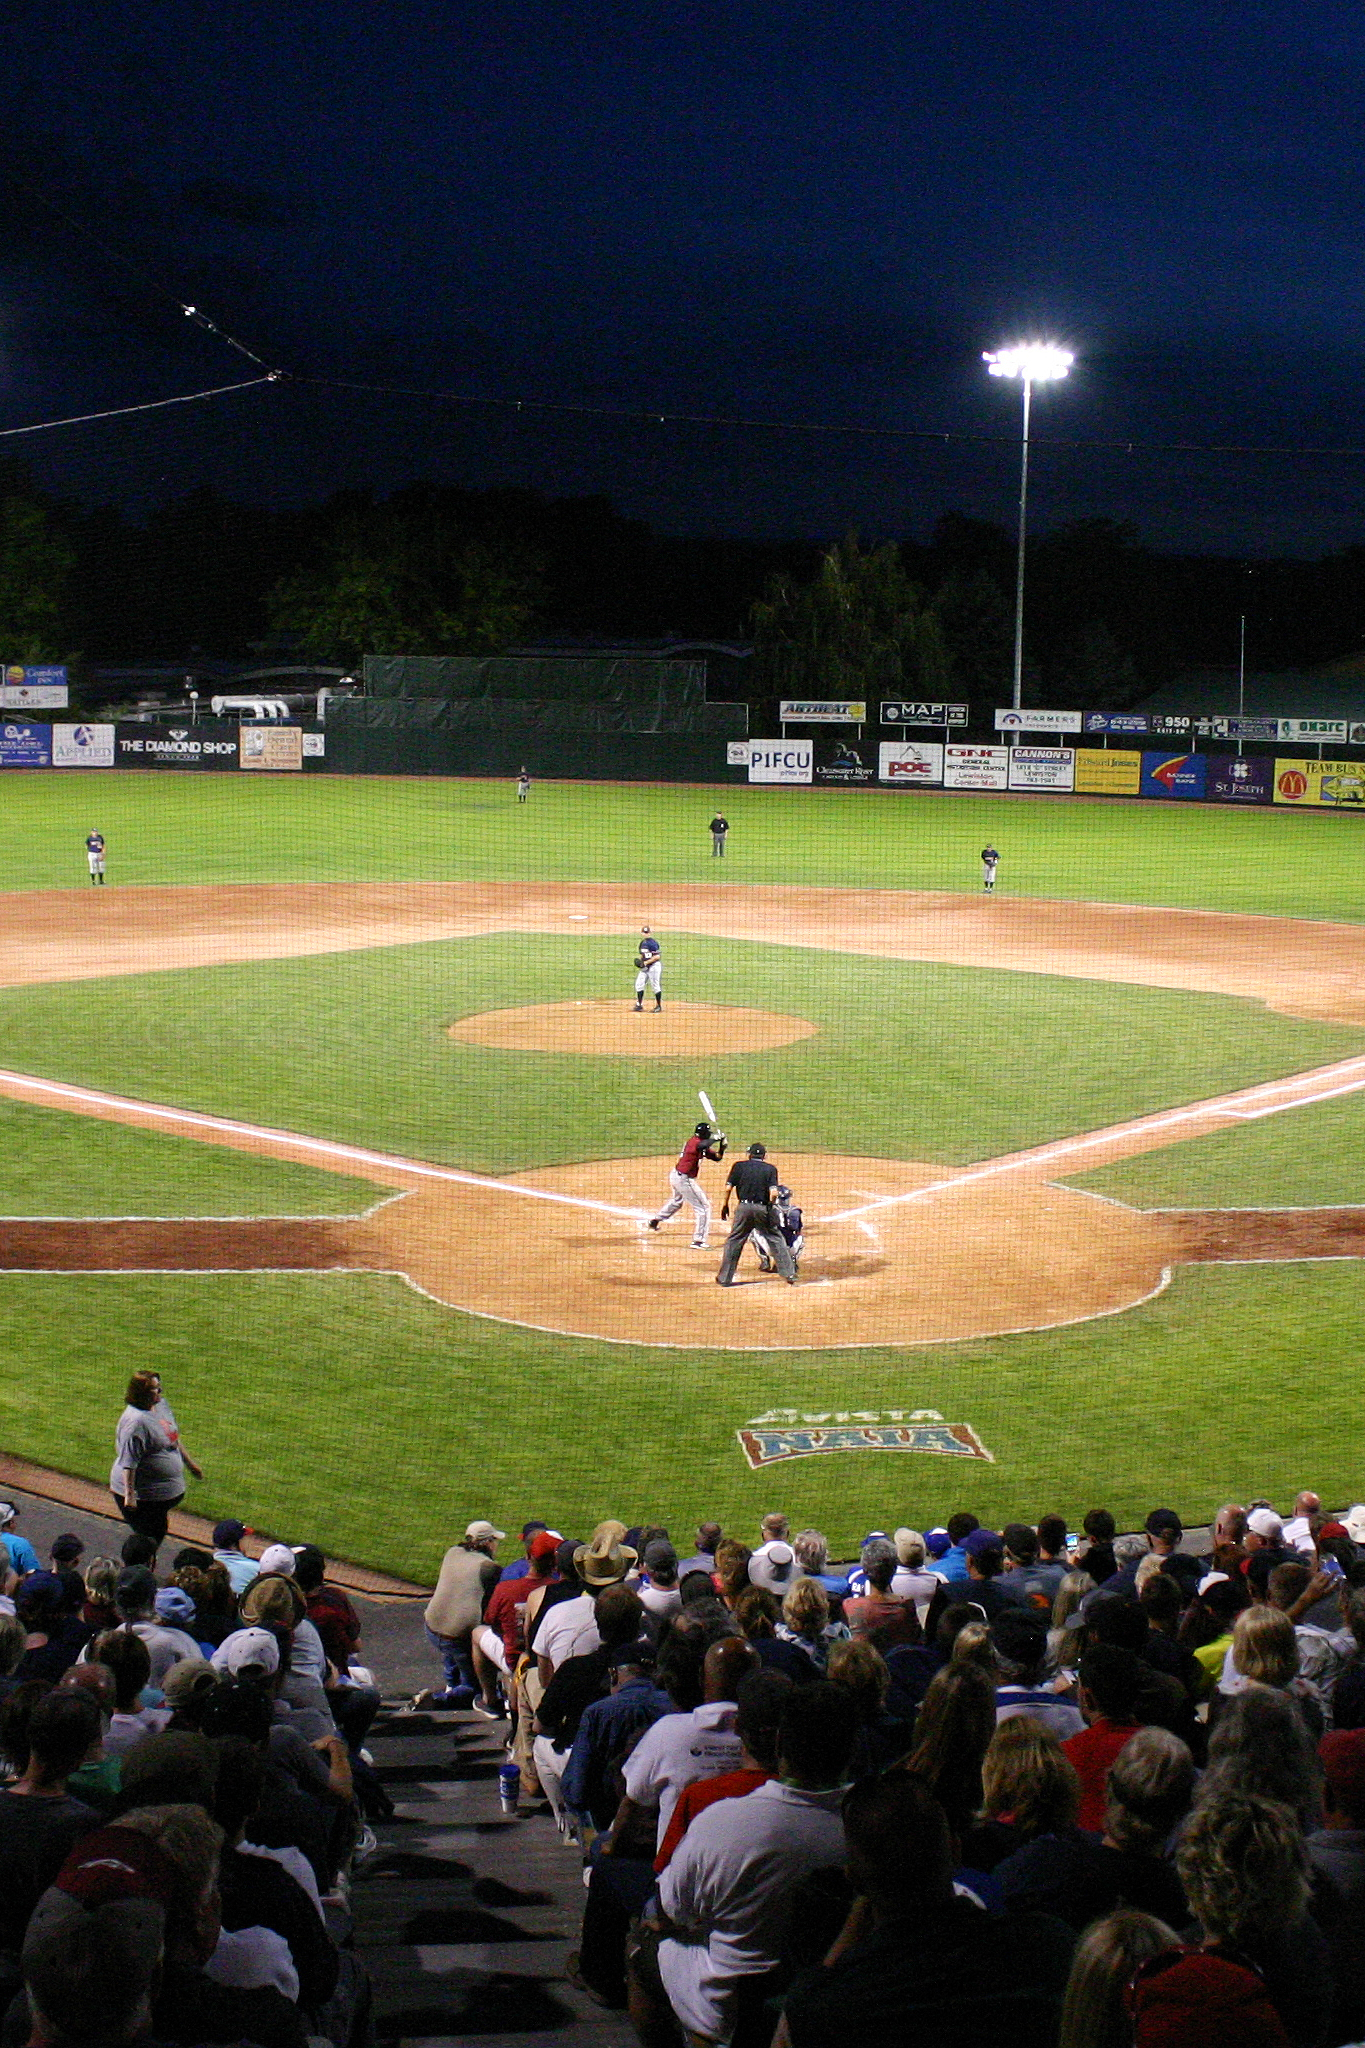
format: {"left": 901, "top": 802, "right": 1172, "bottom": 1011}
{"left": 748, "top": 740, "right": 813, "bottom": 784}
{"left": 880, "top": 700, "right": 968, "bottom": 727}
{"left": 1273, "top": 759, "right": 1365, "bottom": 807}
{"left": 240, "top": 724, "right": 303, "bottom": 772}
{"left": 779, "top": 700, "right": 866, "bottom": 723}
{"left": 813, "top": 737, "right": 875, "bottom": 784}
{"left": 995, "top": 707, "right": 1083, "bottom": 734}
{"left": 1074, "top": 748, "right": 1142, "bottom": 796}
{"left": 0, "top": 721, "right": 50, "bottom": 767}
{"left": 1084, "top": 711, "right": 1149, "bottom": 733}
{"left": 1206, "top": 755, "right": 1273, "bottom": 804}
{"left": 115, "top": 721, "right": 239, "bottom": 770}
{"left": 1, "top": 665, "right": 67, "bottom": 709}
{"left": 1278, "top": 718, "right": 1349, "bottom": 744}
{"left": 726, "top": 741, "right": 750, "bottom": 766}
{"left": 1352, "top": 724, "right": 1365, "bottom": 747}
{"left": 1141, "top": 752, "right": 1208, "bottom": 800}
{"left": 879, "top": 741, "right": 944, "bottom": 785}
{"left": 52, "top": 723, "right": 115, "bottom": 768}
{"left": 302, "top": 732, "right": 326, "bottom": 757}
{"left": 1210, "top": 716, "right": 1279, "bottom": 742}
{"left": 944, "top": 744, "right": 1009, "bottom": 790}
{"left": 1008, "top": 746, "right": 1075, "bottom": 791}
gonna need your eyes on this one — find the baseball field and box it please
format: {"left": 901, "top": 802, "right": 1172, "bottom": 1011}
{"left": 0, "top": 769, "right": 1362, "bottom": 1578}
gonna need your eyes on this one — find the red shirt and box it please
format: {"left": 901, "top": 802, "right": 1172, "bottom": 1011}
{"left": 675, "top": 1135, "right": 709, "bottom": 1177}
{"left": 484, "top": 1572, "right": 553, "bottom": 1661}
{"left": 653, "top": 1766, "right": 773, "bottom": 1871}
{"left": 1063, "top": 1718, "right": 1140, "bottom": 1832}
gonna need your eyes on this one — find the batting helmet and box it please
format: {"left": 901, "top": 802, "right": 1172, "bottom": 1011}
{"left": 695, "top": 1122, "right": 712, "bottom": 1139}
{"left": 747, "top": 1143, "right": 766, "bottom": 1159}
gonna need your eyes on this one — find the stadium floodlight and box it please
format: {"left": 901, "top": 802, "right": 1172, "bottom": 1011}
{"left": 983, "top": 342, "right": 1074, "bottom": 710}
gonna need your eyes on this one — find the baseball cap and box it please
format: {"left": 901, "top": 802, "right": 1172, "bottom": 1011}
{"left": 153, "top": 1586, "right": 197, "bottom": 1626}
{"left": 990, "top": 1607, "right": 1048, "bottom": 1662}
{"left": 50, "top": 1534, "right": 83, "bottom": 1564}
{"left": 924, "top": 1529, "right": 951, "bottom": 1559}
{"left": 213, "top": 1519, "right": 248, "bottom": 1548}
{"left": 1246, "top": 1509, "right": 1283, "bottom": 1540}
{"left": 860, "top": 1531, "right": 890, "bottom": 1549}
{"left": 51, "top": 1826, "right": 177, "bottom": 1909}
{"left": 210, "top": 1627, "right": 281, "bottom": 1679}
{"left": 520, "top": 1521, "right": 548, "bottom": 1540}
{"left": 1144, "top": 1508, "right": 1184, "bottom": 1540}
{"left": 0, "top": 1502, "right": 16, "bottom": 1527}
{"left": 256, "top": 1542, "right": 296, "bottom": 1577}
{"left": 466, "top": 1519, "right": 506, "bottom": 1543}
{"left": 160, "top": 1657, "right": 218, "bottom": 1709}
{"left": 118, "top": 1731, "right": 218, "bottom": 1809}
{"left": 528, "top": 1531, "right": 560, "bottom": 1562}
{"left": 115, "top": 1565, "right": 156, "bottom": 1607}
{"left": 963, "top": 1527, "right": 1005, "bottom": 1557}
{"left": 643, "top": 1537, "right": 678, "bottom": 1573}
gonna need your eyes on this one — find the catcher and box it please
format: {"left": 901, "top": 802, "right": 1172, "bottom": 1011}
{"left": 648, "top": 1120, "right": 728, "bottom": 1250}
{"left": 633, "top": 926, "right": 663, "bottom": 1011}
{"left": 756, "top": 1184, "right": 804, "bottom": 1275}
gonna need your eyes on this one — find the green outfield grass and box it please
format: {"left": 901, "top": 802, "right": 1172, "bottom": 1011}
{"left": 3, "top": 769, "right": 1364, "bottom": 1566}
{"left": 2, "top": 770, "right": 1363, "bottom": 919}
{"left": 1, "top": 1258, "right": 1361, "bottom": 1576}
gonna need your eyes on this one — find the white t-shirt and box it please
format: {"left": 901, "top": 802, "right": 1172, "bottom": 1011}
{"left": 538, "top": 1592, "right": 602, "bottom": 1669}
{"left": 639, "top": 1584, "right": 683, "bottom": 1619}
{"left": 623, "top": 1701, "right": 743, "bottom": 1843}
{"left": 658, "top": 1779, "right": 846, "bottom": 2038}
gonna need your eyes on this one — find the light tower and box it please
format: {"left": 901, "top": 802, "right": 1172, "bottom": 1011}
{"left": 982, "top": 342, "right": 1074, "bottom": 710}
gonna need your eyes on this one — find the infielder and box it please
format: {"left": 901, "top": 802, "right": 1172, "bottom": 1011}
{"left": 516, "top": 768, "right": 530, "bottom": 802}
{"left": 717, "top": 1143, "right": 796, "bottom": 1286}
{"left": 633, "top": 926, "right": 662, "bottom": 1011}
{"left": 756, "top": 1183, "right": 803, "bottom": 1274}
{"left": 648, "top": 1120, "right": 728, "bottom": 1249}
{"left": 86, "top": 831, "right": 106, "bottom": 885}
{"left": 981, "top": 844, "right": 999, "bottom": 892}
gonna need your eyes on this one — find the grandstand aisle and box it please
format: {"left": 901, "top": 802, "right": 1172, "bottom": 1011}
{"left": 354, "top": 1701, "right": 634, "bottom": 2048}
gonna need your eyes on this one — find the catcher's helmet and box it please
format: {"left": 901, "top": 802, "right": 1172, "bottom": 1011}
{"left": 777, "top": 1185, "right": 791, "bottom": 1201}
{"left": 695, "top": 1121, "right": 712, "bottom": 1138}
{"left": 747, "top": 1142, "right": 766, "bottom": 1159}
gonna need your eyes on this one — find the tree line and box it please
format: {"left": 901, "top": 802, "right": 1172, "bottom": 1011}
{"left": 3, "top": 459, "right": 1364, "bottom": 712}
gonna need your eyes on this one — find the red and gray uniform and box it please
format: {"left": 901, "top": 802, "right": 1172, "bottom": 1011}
{"left": 650, "top": 1132, "right": 723, "bottom": 1249}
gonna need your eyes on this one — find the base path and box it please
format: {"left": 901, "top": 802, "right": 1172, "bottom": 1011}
{"left": 1, "top": 1058, "right": 1363, "bottom": 1350}
{"left": 4, "top": 879, "right": 1365, "bottom": 1024}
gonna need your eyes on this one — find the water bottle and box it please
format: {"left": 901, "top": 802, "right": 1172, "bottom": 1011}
{"left": 498, "top": 1762, "right": 520, "bottom": 1814}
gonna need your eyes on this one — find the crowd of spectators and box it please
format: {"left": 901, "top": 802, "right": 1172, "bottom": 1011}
{"left": 419, "top": 1490, "right": 1365, "bottom": 2047}
{"left": 0, "top": 1499, "right": 386, "bottom": 2048}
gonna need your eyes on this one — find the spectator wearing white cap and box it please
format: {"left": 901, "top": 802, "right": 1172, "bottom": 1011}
{"left": 421, "top": 1520, "right": 504, "bottom": 1706}
{"left": 0, "top": 1503, "right": 40, "bottom": 1582}
{"left": 749, "top": 1541, "right": 799, "bottom": 1599}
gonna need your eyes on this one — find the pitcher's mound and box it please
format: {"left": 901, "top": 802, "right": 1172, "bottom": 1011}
{"left": 448, "top": 999, "right": 818, "bottom": 1058}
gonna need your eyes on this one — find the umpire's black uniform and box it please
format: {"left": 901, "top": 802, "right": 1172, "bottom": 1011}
{"left": 716, "top": 1148, "right": 796, "bottom": 1285}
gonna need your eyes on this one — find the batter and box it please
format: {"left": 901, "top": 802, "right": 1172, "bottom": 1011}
{"left": 634, "top": 926, "right": 662, "bottom": 1011}
{"left": 648, "top": 1119, "right": 728, "bottom": 1249}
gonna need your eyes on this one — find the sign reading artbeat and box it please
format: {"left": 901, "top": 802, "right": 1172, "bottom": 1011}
{"left": 779, "top": 700, "right": 866, "bottom": 723}
{"left": 944, "top": 744, "right": 1009, "bottom": 790}
{"left": 880, "top": 701, "right": 968, "bottom": 727}
{"left": 879, "top": 741, "right": 944, "bottom": 785}
{"left": 737, "top": 1407, "right": 993, "bottom": 1469}
{"left": 748, "top": 740, "right": 813, "bottom": 784}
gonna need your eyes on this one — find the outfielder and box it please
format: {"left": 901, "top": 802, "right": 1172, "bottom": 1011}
{"left": 86, "top": 831, "right": 106, "bottom": 885}
{"left": 516, "top": 767, "right": 530, "bottom": 802}
{"left": 633, "top": 926, "right": 662, "bottom": 1011}
{"left": 981, "top": 844, "right": 999, "bottom": 892}
{"left": 648, "top": 1120, "right": 728, "bottom": 1249}
{"left": 717, "top": 1143, "right": 797, "bottom": 1286}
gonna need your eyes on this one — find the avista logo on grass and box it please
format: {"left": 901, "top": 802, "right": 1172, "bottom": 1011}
{"left": 737, "top": 1407, "right": 994, "bottom": 1469}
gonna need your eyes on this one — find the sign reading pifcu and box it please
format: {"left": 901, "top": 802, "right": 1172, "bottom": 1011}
{"left": 748, "top": 740, "right": 813, "bottom": 783}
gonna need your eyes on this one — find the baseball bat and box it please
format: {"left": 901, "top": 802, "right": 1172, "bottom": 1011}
{"left": 698, "top": 1089, "right": 719, "bottom": 1126}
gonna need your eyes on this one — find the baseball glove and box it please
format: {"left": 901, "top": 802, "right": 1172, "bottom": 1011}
{"left": 634, "top": 952, "right": 649, "bottom": 970}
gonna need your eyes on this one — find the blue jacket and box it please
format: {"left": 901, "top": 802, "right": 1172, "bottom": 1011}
{"left": 562, "top": 1679, "right": 672, "bottom": 1829}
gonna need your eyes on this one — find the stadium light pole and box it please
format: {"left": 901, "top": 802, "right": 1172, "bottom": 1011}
{"left": 982, "top": 342, "right": 1074, "bottom": 710}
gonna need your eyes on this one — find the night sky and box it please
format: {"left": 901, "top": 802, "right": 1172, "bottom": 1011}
{"left": 8, "top": 2, "right": 1365, "bottom": 550}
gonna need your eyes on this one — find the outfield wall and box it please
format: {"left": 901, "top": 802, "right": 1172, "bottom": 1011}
{"left": 5, "top": 715, "right": 1364, "bottom": 805}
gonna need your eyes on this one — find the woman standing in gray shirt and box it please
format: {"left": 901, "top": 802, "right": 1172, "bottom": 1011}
{"left": 109, "top": 1369, "right": 203, "bottom": 1544}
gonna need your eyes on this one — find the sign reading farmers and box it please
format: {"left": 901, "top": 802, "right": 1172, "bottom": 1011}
{"left": 995, "top": 707, "right": 1083, "bottom": 734}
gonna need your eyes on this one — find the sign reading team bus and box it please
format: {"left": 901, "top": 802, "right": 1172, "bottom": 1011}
{"left": 748, "top": 740, "right": 813, "bottom": 783}
{"left": 737, "top": 1407, "right": 993, "bottom": 1469}
{"left": 1274, "top": 759, "right": 1365, "bottom": 807}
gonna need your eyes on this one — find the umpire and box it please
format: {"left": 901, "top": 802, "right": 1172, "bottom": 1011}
{"left": 716, "top": 1143, "right": 797, "bottom": 1286}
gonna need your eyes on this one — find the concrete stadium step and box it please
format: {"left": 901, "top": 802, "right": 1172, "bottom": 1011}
{"left": 351, "top": 1703, "right": 634, "bottom": 2048}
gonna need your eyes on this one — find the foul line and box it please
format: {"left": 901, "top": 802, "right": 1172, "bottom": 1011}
{"left": 0, "top": 1069, "right": 643, "bottom": 1222}
{"left": 821, "top": 1054, "right": 1365, "bottom": 1223}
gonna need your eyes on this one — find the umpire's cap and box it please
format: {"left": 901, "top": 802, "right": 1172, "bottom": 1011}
{"left": 747, "top": 1142, "right": 766, "bottom": 1158}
